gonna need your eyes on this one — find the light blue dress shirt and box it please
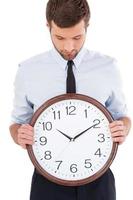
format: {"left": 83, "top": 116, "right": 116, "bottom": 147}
{"left": 11, "top": 47, "right": 127, "bottom": 124}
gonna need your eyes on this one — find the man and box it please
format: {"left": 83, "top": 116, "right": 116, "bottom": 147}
{"left": 10, "top": 0, "right": 131, "bottom": 200}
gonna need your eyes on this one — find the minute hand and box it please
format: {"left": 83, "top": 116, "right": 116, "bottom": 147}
{"left": 73, "top": 124, "right": 96, "bottom": 140}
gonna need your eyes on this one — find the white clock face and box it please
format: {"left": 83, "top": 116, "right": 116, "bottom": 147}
{"left": 32, "top": 99, "right": 113, "bottom": 182}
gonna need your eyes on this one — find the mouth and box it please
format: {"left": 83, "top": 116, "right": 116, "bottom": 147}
{"left": 66, "top": 55, "right": 75, "bottom": 60}
{"left": 62, "top": 52, "right": 77, "bottom": 60}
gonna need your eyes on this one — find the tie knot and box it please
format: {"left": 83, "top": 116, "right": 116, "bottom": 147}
{"left": 67, "top": 60, "right": 74, "bottom": 68}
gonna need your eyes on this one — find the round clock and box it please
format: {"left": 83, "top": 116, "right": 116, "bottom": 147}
{"left": 27, "top": 93, "right": 118, "bottom": 186}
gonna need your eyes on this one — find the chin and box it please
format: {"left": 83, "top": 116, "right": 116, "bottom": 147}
{"left": 63, "top": 54, "right": 78, "bottom": 61}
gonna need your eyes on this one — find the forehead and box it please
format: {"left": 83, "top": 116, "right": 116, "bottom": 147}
{"left": 50, "top": 20, "right": 86, "bottom": 37}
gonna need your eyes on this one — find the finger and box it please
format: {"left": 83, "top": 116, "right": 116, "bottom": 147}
{"left": 110, "top": 125, "right": 125, "bottom": 133}
{"left": 18, "top": 138, "right": 34, "bottom": 146}
{"left": 18, "top": 133, "right": 34, "bottom": 141}
{"left": 18, "top": 128, "right": 34, "bottom": 136}
{"left": 21, "top": 124, "right": 34, "bottom": 131}
{"left": 112, "top": 136, "right": 126, "bottom": 144}
{"left": 109, "top": 120, "right": 124, "bottom": 128}
{"left": 19, "top": 125, "right": 34, "bottom": 132}
{"left": 111, "top": 130, "right": 125, "bottom": 137}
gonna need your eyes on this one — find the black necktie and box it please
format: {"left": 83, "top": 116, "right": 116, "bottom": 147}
{"left": 66, "top": 60, "right": 76, "bottom": 93}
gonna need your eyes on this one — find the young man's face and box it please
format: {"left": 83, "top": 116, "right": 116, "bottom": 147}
{"left": 48, "top": 20, "right": 87, "bottom": 60}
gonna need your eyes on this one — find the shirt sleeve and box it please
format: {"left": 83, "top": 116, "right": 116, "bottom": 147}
{"left": 11, "top": 64, "right": 33, "bottom": 124}
{"left": 105, "top": 60, "right": 127, "bottom": 120}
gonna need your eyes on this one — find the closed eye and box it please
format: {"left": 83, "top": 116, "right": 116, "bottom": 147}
{"left": 56, "top": 36, "right": 64, "bottom": 40}
{"left": 73, "top": 36, "right": 82, "bottom": 40}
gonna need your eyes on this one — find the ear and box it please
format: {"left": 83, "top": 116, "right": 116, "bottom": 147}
{"left": 86, "top": 23, "right": 90, "bottom": 28}
{"left": 46, "top": 22, "right": 52, "bottom": 32}
{"left": 85, "top": 23, "right": 89, "bottom": 32}
{"left": 46, "top": 22, "right": 50, "bottom": 29}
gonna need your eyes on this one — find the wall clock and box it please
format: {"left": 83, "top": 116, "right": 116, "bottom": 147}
{"left": 27, "top": 93, "right": 118, "bottom": 186}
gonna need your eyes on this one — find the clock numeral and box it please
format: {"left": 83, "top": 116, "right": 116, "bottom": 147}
{"left": 94, "top": 148, "right": 102, "bottom": 157}
{"left": 39, "top": 136, "right": 47, "bottom": 145}
{"left": 42, "top": 122, "right": 52, "bottom": 131}
{"left": 98, "top": 133, "right": 105, "bottom": 143}
{"left": 53, "top": 111, "right": 61, "bottom": 120}
{"left": 55, "top": 160, "right": 63, "bottom": 170}
{"left": 93, "top": 119, "right": 101, "bottom": 128}
{"left": 44, "top": 151, "right": 52, "bottom": 160}
{"left": 66, "top": 106, "right": 76, "bottom": 115}
{"left": 84, "top": 109, "right": 88, "bottom": 118}
{"left": 70, "top": 164, "right": 78, "bottom": 173}
{"left": 84, "top": 159, "right": 92, "bottom": 168}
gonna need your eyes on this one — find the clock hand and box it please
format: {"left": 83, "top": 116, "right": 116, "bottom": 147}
{"left": 73, "top": 124, "right": 96, "bottom": 140}
{"left": 54, "top": 142, "right": 71, "bottom": 160}
{"left": 56, "top": 129, "right": 73, "bottom": 141}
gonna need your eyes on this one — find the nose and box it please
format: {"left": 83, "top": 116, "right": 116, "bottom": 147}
{"left": 64, "top": 41, "right": 74, "bottom": 52}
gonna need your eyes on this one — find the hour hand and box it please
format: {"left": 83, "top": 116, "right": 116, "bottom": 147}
{"left": 56, "top": 129, "right": 73, "bottom": 141}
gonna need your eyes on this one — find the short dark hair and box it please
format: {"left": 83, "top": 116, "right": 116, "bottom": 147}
{"left": 46, "top": 0, "right": 90, "bottom": 28}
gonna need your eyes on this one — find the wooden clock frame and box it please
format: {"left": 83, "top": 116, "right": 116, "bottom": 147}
{"left": 27, "top": 93, "right": 118, "bottom": 186}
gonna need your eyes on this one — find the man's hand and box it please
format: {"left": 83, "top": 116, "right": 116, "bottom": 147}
{"left": 17, "top": 124, "right": 34, "bottom": 149}
{"left": 109, "top": 120, "right": 128, "bottom": 144}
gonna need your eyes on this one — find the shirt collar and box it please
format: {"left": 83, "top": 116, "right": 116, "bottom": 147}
{"left": 50, "top": 47, "right": 87, "bottom": 70}
{"left": 73, "top": 47, "right": 87, "bottom": 69}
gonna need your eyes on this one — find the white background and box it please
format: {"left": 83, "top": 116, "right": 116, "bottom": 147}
{"left": 0, "top": 0, "right": 132, "bottom": 199}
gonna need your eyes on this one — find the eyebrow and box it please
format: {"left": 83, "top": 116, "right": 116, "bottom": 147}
{"left": 55, "top": 34, "right": 83, "bottom": 38}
